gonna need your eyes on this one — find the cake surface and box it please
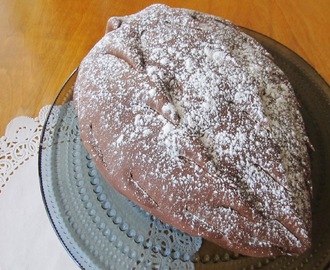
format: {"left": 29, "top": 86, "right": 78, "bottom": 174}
{"left": 73, "top": 4, "right": 312, "bottom": 257}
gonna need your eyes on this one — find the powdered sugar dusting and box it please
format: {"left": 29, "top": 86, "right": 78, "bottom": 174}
{"left": 73, "top": 4, "right": 312, "bottom": 257}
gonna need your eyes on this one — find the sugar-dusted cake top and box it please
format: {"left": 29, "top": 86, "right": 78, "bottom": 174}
{"left": 73, "top": 4, "right": 312, "bottom": 257}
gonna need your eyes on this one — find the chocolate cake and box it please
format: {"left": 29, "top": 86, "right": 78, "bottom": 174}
{"left": 73, "top": 4, "right": 312, "bottom": 257}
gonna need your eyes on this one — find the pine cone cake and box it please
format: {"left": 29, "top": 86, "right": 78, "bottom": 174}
{"left": 73, "top": 4, "right": 312, "bottom": 257}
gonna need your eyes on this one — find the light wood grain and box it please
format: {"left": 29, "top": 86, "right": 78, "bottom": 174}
{"left": 0, "top": 0, "right": 329, "bottom": 135}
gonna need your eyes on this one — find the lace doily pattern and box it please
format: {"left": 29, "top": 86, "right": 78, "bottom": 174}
{"left": 40, "top": 101, "right": 202, "bottom": 270}
{"left": 0, "top": 106, "right": 51, "bottom": 193}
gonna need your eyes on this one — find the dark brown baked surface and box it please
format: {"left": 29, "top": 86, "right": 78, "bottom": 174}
{"left": 73, "top": 4, "right": 312, "bottom": 257}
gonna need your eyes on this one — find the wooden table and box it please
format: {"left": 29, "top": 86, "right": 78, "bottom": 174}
{"left": 0, "top": 0, "right": 329, "bottom": 135}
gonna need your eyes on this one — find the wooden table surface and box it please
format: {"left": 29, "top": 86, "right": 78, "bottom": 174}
{"left": 0, "top": 0, "right": 329, "bottom": 136}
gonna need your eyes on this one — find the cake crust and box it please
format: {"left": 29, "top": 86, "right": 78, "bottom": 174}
{"left": 73, "top": 4, "right": 312, "bottom": 257}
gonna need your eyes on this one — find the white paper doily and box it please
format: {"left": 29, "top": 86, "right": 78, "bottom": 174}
{"left": 0, "top": 105, "right": 79, "bottom": 270}
{"left": 0, "top": 106, "right": 50, "bottom": 193}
